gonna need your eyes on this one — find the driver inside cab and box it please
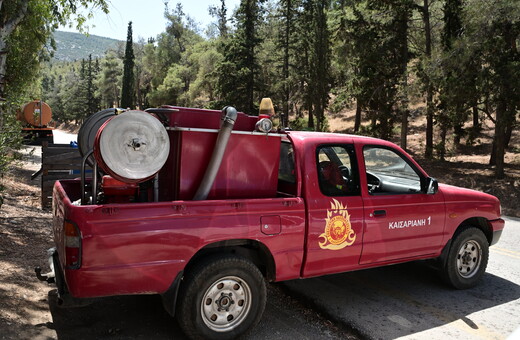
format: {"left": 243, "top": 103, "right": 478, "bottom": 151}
{"left": 318, "top": 161, "right": 348, "bottom": 196}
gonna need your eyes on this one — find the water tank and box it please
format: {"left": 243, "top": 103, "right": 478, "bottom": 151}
{"left": 18, "top": 101, "right": 52, "bottom": 127}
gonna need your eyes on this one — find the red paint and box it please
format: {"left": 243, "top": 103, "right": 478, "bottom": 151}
{"left": 147, "top": 106, "right": 258, "bottom": 131}
{"left": 159, "top": 128, "right": 281, "bottom": 201}
{"left": 51, "top": 126, "right": 504, "bottom": 300}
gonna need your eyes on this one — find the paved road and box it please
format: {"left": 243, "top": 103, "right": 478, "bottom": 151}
{"left": 284, "top": 216, "right": 520, "bottom": 340}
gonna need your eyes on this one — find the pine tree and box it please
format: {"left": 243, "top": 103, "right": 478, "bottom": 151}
{"left": 121, "top": 21, "right": 135, "bottom": 109}
{"left": 209, "top": 0, "right": 228, "bottom": 38}
{"left": 277, "top": 0, "right": 299, "bottom": 127}
{"left": 86, "top": 54, "right": 100, "bottom": 115}
{"left": 216, "top": 0, "right": 266, "bottom": 114}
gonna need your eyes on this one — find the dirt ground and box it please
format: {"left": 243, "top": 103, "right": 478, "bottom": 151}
{"left": 0, "top": 111, "right": 518, "bottom": 339}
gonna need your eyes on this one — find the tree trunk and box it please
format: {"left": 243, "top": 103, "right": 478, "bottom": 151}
{"left": 505, "top": 120, "right": 514, "bottom": 149}
{"left": 439, "top": 125, "right": 447, "bottom": 161}
{"left": 492, "top": 103, "right": 506, "bottom": 178}
{"left": 472, "top": 105, "right": 479, "bottom": 133}
{"left": 454, "top": 123, "right": 463, "bottom": 146}
{"left": 308, "top": 108, "right": 315, "bottom": 129}
{"left": 421, "top": 0, "right": 434, "bottom": 158}
{"left": 282, "top": 0, "right": 292, "bottom": 128}
{"left": 354, "top": 99, "right": 361, "bottom": 132}
{"left": 400, "top": 107, "right": 409, "bottom": 151}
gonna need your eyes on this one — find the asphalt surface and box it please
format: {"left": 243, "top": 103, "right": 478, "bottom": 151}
{"left": 283, "top": 216, "right": 520, "bottom": 340}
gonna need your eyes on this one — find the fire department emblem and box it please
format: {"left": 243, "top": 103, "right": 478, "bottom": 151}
{"left": 319, "top": 199, "right": 356, "bottom": 250}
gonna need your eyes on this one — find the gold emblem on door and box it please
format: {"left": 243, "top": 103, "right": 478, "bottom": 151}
{"left": 319, "top": 199, "right": 356, "bottom": 250}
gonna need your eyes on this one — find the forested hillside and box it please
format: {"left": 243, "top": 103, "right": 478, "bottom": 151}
{"left": 5, "top": 0, "right": 520, "bottom": 180}
{"left": 52, "top": 31, "right": 121, "bottom": 61}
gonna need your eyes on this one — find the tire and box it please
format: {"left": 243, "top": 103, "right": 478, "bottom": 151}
{"left": 441, "top": 227, "right": 489, "bottom": 289}
{"left": 176, "top": 255, "right": 267, "bottom": 340}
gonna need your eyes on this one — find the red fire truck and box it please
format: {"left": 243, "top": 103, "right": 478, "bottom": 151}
{"left": 37, "top": 102, "right": 504, "bottom": 339}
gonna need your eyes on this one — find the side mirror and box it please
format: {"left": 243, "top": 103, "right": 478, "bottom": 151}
{"left": 426, "top": 177, "right": 438, "bottom": 195}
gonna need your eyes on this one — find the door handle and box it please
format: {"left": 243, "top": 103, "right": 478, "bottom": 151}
{"left": 373, "top": 210, "right": 386, "bottom": 217}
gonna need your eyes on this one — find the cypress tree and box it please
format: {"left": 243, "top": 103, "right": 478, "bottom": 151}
{"left": 121, "top": 21, "right": 135, "bottom": 109}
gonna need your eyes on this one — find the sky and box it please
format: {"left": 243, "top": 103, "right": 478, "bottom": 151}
{"left": 59, "top": 0, "right": 241, "bottom": 41}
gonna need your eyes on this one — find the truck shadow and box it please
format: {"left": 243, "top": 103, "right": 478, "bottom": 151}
{"left": 46, "top": 283, "right": 355, "bottom": 340}
{"left": 282, "top": 261, "right": 520, "bottom": 339}
{"left": 47, "top": 291, "right": 187, "bottom": 339}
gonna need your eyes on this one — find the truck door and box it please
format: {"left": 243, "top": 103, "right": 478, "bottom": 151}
{"left": 302, "top": 144, "right": 365, "bottom": 277}
{"left": 359, "top": 145, "right": 445, "bottom": 264}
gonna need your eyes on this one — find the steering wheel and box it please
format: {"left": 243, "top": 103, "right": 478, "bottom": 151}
{"left": 367, "top": 173, "right": 381, "bottom": 193}
{"left": 338, "top": 165, "right": 350, "bottom": 179}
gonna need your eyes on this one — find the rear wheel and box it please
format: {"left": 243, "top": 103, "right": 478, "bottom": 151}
{"left": 176, "top": 255, "right": 266, "bottom": 340}
{"left": 441, "top": 227, "right": 489, "bottom": 289}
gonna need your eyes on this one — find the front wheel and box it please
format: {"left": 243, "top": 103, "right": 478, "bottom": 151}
{"left": 441, "top": 227, "right": 489, "bottom": 289}
{"left": 176, "top": 255, "right": 266, "bottom": 340}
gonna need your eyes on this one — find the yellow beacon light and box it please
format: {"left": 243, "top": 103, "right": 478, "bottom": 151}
{"left": 259, "top": 98, "right": 275, "bottom": 119}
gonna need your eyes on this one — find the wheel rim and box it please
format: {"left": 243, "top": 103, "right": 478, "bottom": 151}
{"left": 456, "top": 239, "right": 482, "bottom": 278}
{"left": 201, "top": 276, "right": 252, "bottom": 332}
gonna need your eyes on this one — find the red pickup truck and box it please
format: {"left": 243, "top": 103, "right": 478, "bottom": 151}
{"left": 38, "top": 105, "right": 504, "bottom": 340}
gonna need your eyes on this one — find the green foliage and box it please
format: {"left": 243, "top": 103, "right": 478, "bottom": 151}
{"left": 216, "top": 0, "right": 266, "bottom": 114}
{"left": 0, "top": 0, "right": 110, "bottom": 199}
{"left": 332, "top": 0, "right": 412, "bottom": 140}
{"left": 98, "top": 50, "right": 122, "bottom": 108}
{"left": 290, "top": 115, "right": 329, "bottom": 132}
{"left": 7, "top": 0, "right": 518, "bottom": 180}
{"left": 121, "top": 22, "right": 135, "bottom": 109}
{"left": 0, "top": 108, "right": 23, "bottom": 175}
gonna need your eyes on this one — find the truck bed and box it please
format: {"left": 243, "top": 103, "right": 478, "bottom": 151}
{"left": 53, "top": 179, "right": 306, "bottom": 298}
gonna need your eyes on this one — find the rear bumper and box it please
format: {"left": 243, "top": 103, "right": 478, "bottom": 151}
{"left": 489, "top": 218, "right": 505, "bottom": 246}
{"left": 36, "top": 248, "right": 92, "bottom": 307}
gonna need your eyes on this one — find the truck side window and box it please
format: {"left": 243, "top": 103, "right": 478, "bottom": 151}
{"left": 317, "top": 145, "right": 359, "bottom": 197}
{"left": 278, "top": 142, "right": 297, "bottom": 196}
{"left": 363, "top": 146, "right": 421, "bottom": 195}
{"left": 279, "top": 142, "right": 295, "bottom": 184}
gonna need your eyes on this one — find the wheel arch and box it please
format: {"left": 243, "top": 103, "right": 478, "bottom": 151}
{"left": 439, "top": 216, "right": 492, "bottom": 268}
{"left": 161, "top": 239, "right": 275, "bottom": 318}
{"left": 455, "top": 217, "right": 493, "bottom": 245}
{"left": 186, "top": 239, "right": 276, "bottom": 282}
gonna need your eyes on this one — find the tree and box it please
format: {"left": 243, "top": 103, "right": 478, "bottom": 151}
{"left": 414, "top": 0, "right": 435, "bottom": 158}
{"left": 299, "top": 0, "right": 331, "bottom": 131}
{"left": 467, "top": 1, "right": 520, "bottom": 177}
{"left": 98, "top": 50, "right": 122, "bottom": 108}
{"left": 0, "top": 0, "right": 108, "bottom": 102}
{"left": 337, "top": 0, "right": 411, "bottom": 139}
{"left": 271, "top": 0, "right": 299, "bottom": 127}
{"left": 209, "top": 0, "right": 229, "bottom": 38}
{"left": 121, "top": 21, "right": 135, "bottom": 109}
{"left": 86, "top": 54, "right": 100, "bottom": 115}
{"left": 216, "top": 0, "right": 266, "bottom": 114}
{"left": 0, "top": 0, "right": 108, "bottom": 200}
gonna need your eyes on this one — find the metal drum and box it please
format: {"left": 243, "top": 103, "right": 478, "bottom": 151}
{"left": 78, "top": 108, "right": 120, "bottom": 165}
{"left": 93, "top": 110, "right": 170, "bottom": 183}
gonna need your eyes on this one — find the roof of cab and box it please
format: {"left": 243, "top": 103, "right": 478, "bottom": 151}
{"left": 285, "top": 130, "right": 393, "bottom": 146}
